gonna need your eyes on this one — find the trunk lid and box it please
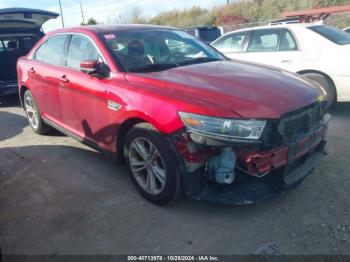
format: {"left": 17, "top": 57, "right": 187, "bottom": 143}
{"left": 0, "top": 8, "right": 59, "bottom": 29}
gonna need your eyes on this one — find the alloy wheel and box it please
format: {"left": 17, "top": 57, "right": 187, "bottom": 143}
{"left": 24, "top": 95, "right": 39, "bottom": 129}
{"left": 128, "top": 137, "right": 167, "bottom": 195}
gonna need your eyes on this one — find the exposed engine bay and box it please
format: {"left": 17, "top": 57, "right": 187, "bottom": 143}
{"left": 171, "top": 101, "right": 331, "bottom": 205}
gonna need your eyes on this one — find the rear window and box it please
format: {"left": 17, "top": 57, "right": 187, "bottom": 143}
{"left": 309, "top": 25, "right": 350, "bottom": 45}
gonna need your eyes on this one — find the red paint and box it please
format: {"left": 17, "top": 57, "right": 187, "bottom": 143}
{"left": 238, "top": 125, "right": 326, "bottom": 176}
{"left": 238, "top": 146, "right": 289, "bottom": 176}
{"left": 80, "top": 59, "right": 99, "bottom": 70}
{"left": 17, "top": 25, "right": 322, "bottom": 155}
{"left": 174, "top": 136, "right": 217, "bottom": 163}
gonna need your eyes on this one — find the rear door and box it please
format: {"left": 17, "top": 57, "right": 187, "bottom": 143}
{"left": 29, "top": 34, "right": 69, "bottom": 123}
{"left": 243, "top": 28, "right": 303, "bottom": 72}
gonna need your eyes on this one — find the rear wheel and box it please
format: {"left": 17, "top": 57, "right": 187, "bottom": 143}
{"left": 124, "top": 123, "right": 181, "bottom": 205}
{"left": 23, "top": 90, "right": 52, "bottom": 134}
{"left": 302, "top": 73, "right": 336, "bottom": 109}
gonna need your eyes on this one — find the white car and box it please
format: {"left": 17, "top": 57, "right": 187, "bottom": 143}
{"left": 212, "top": 24, "right": 350, "bottom": 107}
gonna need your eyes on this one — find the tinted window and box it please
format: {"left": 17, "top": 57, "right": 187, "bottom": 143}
{"left": 345, "top": 28, "right": 350, "bottom": 33}
{"left": 279, "top": 30, "right": 298, "bottom": 51}
{"left": 212, "top": 32, "right": 247, "bottom": 53}
{"left": 34, "top": 35, "right": 67, "bottom": 65}
{"left": 309, "top": 25, "right": 350, "bottom": 45}
{"left": 198, "top": 28, "right": 222, "bottom": 43}
{"left": 66, "top": 35, "right": 100, "bottom": 69}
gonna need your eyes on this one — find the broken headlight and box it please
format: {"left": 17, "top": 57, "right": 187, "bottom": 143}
{"left": 178, "top": 112, "right": 266, "bottom": 140}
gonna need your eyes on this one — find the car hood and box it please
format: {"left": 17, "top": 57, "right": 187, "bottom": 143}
{"left": 126, "top": 60, "right": 322, "bottom": 119}
{"left": 0, "top": 8, "right": 59, "bottom": 29}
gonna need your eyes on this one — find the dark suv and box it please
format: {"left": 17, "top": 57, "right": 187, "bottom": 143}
{"left": 0, "top": 8, "right": 58, "bottom": 95}
{"left": 184, "top": 26, "right": 223, "bottom": 44}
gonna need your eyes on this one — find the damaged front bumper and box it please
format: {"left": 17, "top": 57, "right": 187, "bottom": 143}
{"left": 171, "top": 113, "right": 330, "bottom": 205}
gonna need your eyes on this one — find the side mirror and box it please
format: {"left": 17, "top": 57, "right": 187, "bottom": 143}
{"left": 80, "top": 59, "right": 110, "bottom": 78}
{"left": 80, "top": 59, "right": 100, "bottom": 74}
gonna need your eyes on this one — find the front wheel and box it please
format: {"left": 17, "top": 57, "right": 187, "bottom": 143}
{"left": 124, "top": 123, "right": 181, "bottom": 205}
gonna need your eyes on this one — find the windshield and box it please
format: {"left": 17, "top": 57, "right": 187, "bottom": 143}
{"left": 309, "top": 25, "right": 350, "bottom": 45}
{"left": 198, "top": 28, "right": 222, "bottom": 43}
{"left": 101, "top": 29, "right": 224, "bottom": 72}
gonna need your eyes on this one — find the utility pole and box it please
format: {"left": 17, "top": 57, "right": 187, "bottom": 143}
{"left": 227, "top": 0, "right": 229, "bottom": 4}
{"left": 58, "top": 0, "right": 65, "bottom": 28}
{"left": 80, "top": 1, "right": 86, "bottom": 25}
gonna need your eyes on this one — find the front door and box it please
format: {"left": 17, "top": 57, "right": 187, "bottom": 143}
{"left": 58, "top": 34, "right": 111, "bottom": 151}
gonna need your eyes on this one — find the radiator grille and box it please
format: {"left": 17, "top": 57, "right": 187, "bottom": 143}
{"left": 279, "top": 102, "right": 322, "bottom": 142}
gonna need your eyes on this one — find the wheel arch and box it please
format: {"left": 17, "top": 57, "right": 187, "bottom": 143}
{"left": 297, "top": 69, "right": 337, "bottom": 100}
{"left": 116, "top": 117, "right": 147, "bottom": 164}
{"left": 19, "top": 85, "right": 29, "bottom": 109}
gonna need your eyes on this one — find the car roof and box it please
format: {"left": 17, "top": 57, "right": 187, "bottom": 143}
{"left": 184, "top": 27, "right": 220, "bottom": 30}
{"left": 49, "top": 24, "right": 177, "bottom": 35}
{"left": 224, "top": 23, "right": 317, "bottom": 34}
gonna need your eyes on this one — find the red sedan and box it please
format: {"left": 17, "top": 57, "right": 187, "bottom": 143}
{"left": 17, "top": 25, "right": 330, "bottom": 205}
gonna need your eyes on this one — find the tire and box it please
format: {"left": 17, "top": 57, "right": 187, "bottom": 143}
{"left": 302, "top": 73, "right": 336, "bottom": 109}
{"left": 124, "top": 123, "right": 181, "bottom": 205}
{"left": 23, "top": 90, "right": 52, "bottom": 135}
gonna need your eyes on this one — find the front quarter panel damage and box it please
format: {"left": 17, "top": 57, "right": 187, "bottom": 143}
{"left": 168, "top": 111, "right": 330, "bottom": 205}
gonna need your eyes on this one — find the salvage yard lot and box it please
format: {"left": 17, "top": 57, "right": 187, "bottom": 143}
{"left": 0, "top": 95, "right": 350, "bottom": 255}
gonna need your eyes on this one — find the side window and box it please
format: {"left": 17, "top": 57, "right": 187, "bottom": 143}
{"left": 66, "top": 35, "right": 100, "bottom": 69}
{"left": 34, "top": 35, "right": 67, "bottom": 65}
{"left": 34, "top": 42, "right": 47, "bottom": 61}
{"left": 247, "top": 29, "right": 280, "bottom": 52}
{"left": 212, "top": 32, "right": 247, "bottom": 53}
{"left": 280, "top": 30, "right": 298, "bottom": 51}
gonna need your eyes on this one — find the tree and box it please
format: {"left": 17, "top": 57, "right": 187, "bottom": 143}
{"left": 129, "top": 7, "right": 146, "bottom": 24}
{"left": 81, "top": 18, "right": 98, "bottom": 26}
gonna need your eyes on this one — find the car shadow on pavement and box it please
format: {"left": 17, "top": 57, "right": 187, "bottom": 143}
{"left": 0, "top": 94, "right": 21, "bottom": 108}
{"left": 0, "top": 111, "right": 27, "bottom": 141}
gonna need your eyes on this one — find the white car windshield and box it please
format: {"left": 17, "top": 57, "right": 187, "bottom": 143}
{"left": 101, "top": 29, "right": 224, "bottom": 72}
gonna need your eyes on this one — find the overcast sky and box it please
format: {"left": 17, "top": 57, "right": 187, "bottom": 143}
{"left": 0, "top": 0, "right": 228, "bottom": 31}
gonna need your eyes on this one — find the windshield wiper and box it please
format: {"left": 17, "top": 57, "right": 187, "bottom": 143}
{"left": 178, "top": 57, "right": 221, "bottom": 66}
{"left": 128, "top": 63, "right": 179, "bottom": 72}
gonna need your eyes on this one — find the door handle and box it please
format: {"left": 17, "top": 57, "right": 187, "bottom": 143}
{"left": 58, "top": 75, "right": 69, "bottom": 83}
{"left": 29, "top": 67, "right": 35, "bottom": 73}
{"left": 281, "top": 60, "right": 292, "bottom": 63}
